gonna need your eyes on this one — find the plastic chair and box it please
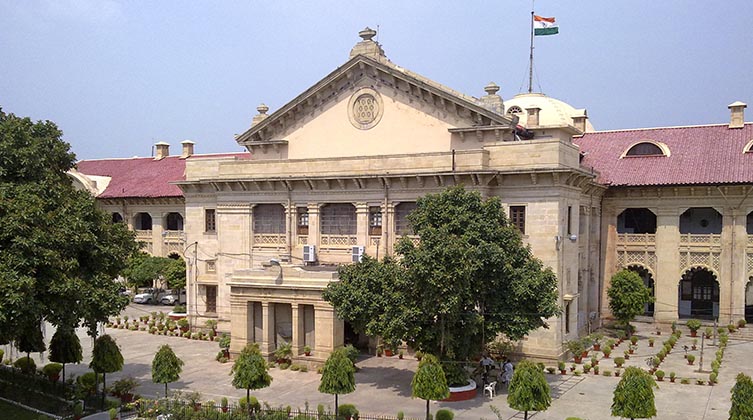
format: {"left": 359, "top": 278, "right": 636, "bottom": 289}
{"left": 484, "top": 381, "right": 497, "bottom": 398}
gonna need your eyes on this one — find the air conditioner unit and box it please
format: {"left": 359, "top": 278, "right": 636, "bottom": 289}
{"left": 351, "top": 245, "right": 365, "bottom": 263}
{"left": 302, "top": 245, "right": 317, "bottom": 263}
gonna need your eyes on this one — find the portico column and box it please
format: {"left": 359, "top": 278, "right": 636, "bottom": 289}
{"left": 291, "top": 304, "right": 304, "bottom": 355}
{"left": 261, "top": 302, "right": 276, "bottom": 356}
{"left": 308, "top": 203, "right": 321, "bottom": 253}
{"left": 385, "top": 203, "right": 396, "bottom": 256}
{"left": 722, "top": 207, "right": 747, "bottom": 323}
{"left": 655, "top": 208, "right": 681, "bottom": 324}
{"left": 355, "top": 202, "right": 369, "bottom": 248}
{"left": 151, "top": 212, "right": 164, "bottom": 258}
{"left": 229, "top": 300, "right": 249, "bottom": 355}
{"left": 314, "top": 305, "right": 344, "bottom": 357}
{"left": 600, "top": 204, "right": 618, "bottom": 320}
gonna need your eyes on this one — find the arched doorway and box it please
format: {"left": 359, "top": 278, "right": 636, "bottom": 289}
{"left": 628, "top": 265, "right": 654, "bottom": 316}
{"left": 678, "top": 267, "right": 719, "bottom": 319}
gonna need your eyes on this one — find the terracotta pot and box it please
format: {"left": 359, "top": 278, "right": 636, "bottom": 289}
{"left": 581, "top": 351, "right": 589, "bottom": 358}
{"left": 593, "top": 344, "right": 601, "bottom": 351}
{"left": 305, "top": 351, "right": 311, "bottom": 356}
{"left": 690, "top": 331, "right": 697, "bottom": 337}
{"left": 574, "top": 356, "right": 582, "bottom": 364}
{"left": 48, "top": 374, "right": 59, "bottom": 383}
{"left": 560, "top": 370, "right": 567, "bottom": 375}
{"left": 222, "top": 407, "right": 229, "bottom": 413}
{"left": 670, "top": 378, "right": 675, "bottom": 383}
{"left": 629, "top": 349, "right": 634, "bottom": 354}
{"left": 688, "top": 360, "right": 694, "bottom": 365}
{"left": 120, "top": 393, "right": 134, "bottom": 403}
{"left": 615, "top": 372, "right": 621, "bottom": 377}
{"left": 384, "top": 349, "right": 393, "bottom": 357}
{"left": 649, "top": 342, "right": 654, "bottom": 347}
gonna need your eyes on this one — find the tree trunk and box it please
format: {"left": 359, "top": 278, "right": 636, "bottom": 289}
{"left": 335, "top": 394, "right": 339, "bottom": 419}
{"left": 524, "top": 411, "right": 528, "bottom": 420}
{"left": 102, "top": 373, "right": 107, "bottom": 409}
{"left": 164, "top": 383, "right": 168, "bottom": 398}
{"left": 425, "top": 399, "right": 430, "bottom": 420}
{"left": 62, "top": 364, "right": 66, "bottom": 383}
{"left": 440, "top": 315, "right": 445, "bottom": 356}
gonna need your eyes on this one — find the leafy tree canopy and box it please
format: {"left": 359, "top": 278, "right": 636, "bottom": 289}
{"left": 507, "top": 360, "right": 551, "bottom": 416}
{"left": 611, "top": 366, "right": 657, "bottom": 419}
{"left": 152, "top": 344, "right": 184, "bottom": 395}
{"left": 324, "top": 186, "right": 560, "bottom": 360}
{"left": 230, "top": 344, "right": 272, "bottom": 397}
{"left": 411, "top": 354, "right": 449, "bottom": 401}
{"left": 49, "top": 327, "right": 83, "bottom": 365}
{"left": 122, "top": 253, "right": 186, "bottom": 290}
{"left": 607, "top": 269, "right": 653, "bottom": 334}
{"left": 730, "top": 373, "right": 753, "bottom": 420}
{"left": 318, "top": 347, "right": 356, "bottom": 396}
{"left": 0, "top": 109, "right": 140, "bottom": 337}
{"left": 90, "top": 335, "right": 124, "bottom": 374}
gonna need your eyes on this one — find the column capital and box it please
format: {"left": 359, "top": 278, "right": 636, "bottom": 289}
{"left": 355, "top": 202, "right": 370, "bottom": 212}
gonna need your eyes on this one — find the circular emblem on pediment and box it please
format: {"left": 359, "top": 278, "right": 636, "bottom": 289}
{"left": 348, "top": 88, "right": 383, "bottom": 130}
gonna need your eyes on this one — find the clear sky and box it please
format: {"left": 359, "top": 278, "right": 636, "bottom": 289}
{"left": 1, "top": 1, "right": 751, "bottom": 160}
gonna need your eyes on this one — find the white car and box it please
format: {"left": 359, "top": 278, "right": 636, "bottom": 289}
{"left": 133, "top": 288, "right": 166, "bottom": 304}
{"left": 160, "top": 290, "right": 186, "bottom": 305}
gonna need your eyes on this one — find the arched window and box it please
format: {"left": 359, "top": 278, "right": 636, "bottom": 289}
{"left": 506, "top": 105, "right": 523, "bottom": 115}
{"left": 625, "top": 142, "right": 665, "bottom": 156}
{"left": 395, "top": 202, "right": 417, "bottom": 235}
{"left": 165, "top": 212, "right": 183, "bottom": 230}
{"left": 134, "top": 213, "right": 152, "bottom": 230}
{"left": 111, "top": 212, "right": 124, "bottom": 223}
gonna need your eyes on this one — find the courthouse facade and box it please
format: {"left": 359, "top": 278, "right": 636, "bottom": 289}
{"left": 71, "top": 29, "right": 753, "bottom": 363}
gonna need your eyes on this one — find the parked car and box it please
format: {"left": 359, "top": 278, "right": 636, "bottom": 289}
{"left": 160, "top": 290, "right": 186, "bottom": 305}
{"left": 133, "top": 288, "right": 166, "bottom": 304}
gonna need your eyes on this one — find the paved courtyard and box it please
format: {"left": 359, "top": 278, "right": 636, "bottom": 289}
{"left": 12, "top": 306, "right": 753, "bottom": 419}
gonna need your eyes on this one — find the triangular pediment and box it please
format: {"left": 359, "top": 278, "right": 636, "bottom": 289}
{"left": 236, "top": 55, "right": 512, "bottom": 158}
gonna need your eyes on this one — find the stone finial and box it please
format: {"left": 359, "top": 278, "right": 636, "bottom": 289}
{"left": 252, "top": 103, "right": 270, "bottom": 126}
{"left": 480, "top": 82, "right": 504, "bottom": 114}
{"left": 154, "top": 142, "right": 169, "bottom": 160}
{"left": 484, "top": 82, "right": 500, "bottom": 95}
{"left": 359, "top": 27, "right": 377, "bottom": 41}
{"left": 180, "top": 140, "right": 195, "bottom": 159}
{"left": 728, "top": 101, "right": 747, "bottom": 129}
{"left": 349, "top": 27, "right": 386, "bottom": 59}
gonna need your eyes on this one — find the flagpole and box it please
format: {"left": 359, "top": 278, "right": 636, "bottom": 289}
{"left": 528, "top": 5, "right": 535, "bottom": 93}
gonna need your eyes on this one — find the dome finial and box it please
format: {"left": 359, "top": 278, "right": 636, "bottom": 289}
{"left": 359, "top": 27, "right": 377, "bottom": 41}
{"left": 484, "top": 82, "right": 500, "bottom": 95}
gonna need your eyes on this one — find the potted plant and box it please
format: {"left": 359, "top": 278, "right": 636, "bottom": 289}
{"left": 655, "top": 370, "right": 665, "bottom": 381}
{"left": 628, "top": 345, "right": 635, "bottom": 355}
{"left": 709, "top": 372, "right": 717, "bottom": 385}
{"left": 112, "top": 377, "right": 139, "bottom": 403}
{"left": 704, "top": 327, "right": 713, "bottom": 339}
{"left": 186, "top": 391, "right": 202, "bottom": 411}
{"left": 274, "top": 342, "right": 293, "bottom": 364}
{"left": 602, "top": 345, "right": 612, "bottom": 358}
{"left": 546, "top": 366, "right": 556, "bottom": 374}
{"left": 73, "top": 401, "right": 84, "bottom": 420}
{"left": 218, "top": 334, "right": 231, "bottom": 358}
{"left": 669, "top": 371, "right": 676, "bottom": 383}
{"left": 570, "top": 363, "right": 576, "bottom": 372}
{"left": 629, "top": 335, "right": 638, "bottom": 345}
{"left": 558, "top": 361, "right": 567, "bottom": 374}
{"left": 177, "top": 318, "right": 189, "bottom": 333}
{"left": 648, "top": 338, "right": 654, "bottom": 347}
{"left": 591, "top": 356, "right": 598, "bottom": 366}
{"left": 384, "top": 345, "right": 394, "bottom": 357}
{"left": 687, "top": 354, "right": 696, "bottom": 365}
{"left": 592, "top": 365, "right": 599, "bottom": 375}
{"left": 686, "top": 319, "right": 702, "bottom": 337}
{"left": 205, "top": 319, "right": 218, "bottom": 335}
{"left": 42, "top": 363, "right": 63, "bottom": 382}
{"left": 566, "top": 339, "right": 585, "bottom": 363}
{"left": 615, "top": 368, "right": 621, "bottom": 377}
{"left": 376, "top": 344, "right": 383, "bottom": 357}
{"left": 591, "top": 333, "right": 603, "bottom": 351}
{"left": 583, "top": 363, "right": 592, "bottom": 374}
{"left": 303, "top": 345, "right": 312, "bottom": 356}
{"left": 691, "top": 339, "right": 698, "bottom": 351}
{"left": 671, "top": 321, "right": 677, "bottom": 334}
{"left": 738, "top": 319, "right": 747, "bottom": 329}
{"left": 728, "top": 324, "right": 737, "bottom": 333}
{"left": 623, "top": 349, "right": 630, "bottom": 360}
{"left": 414, "top": 350, "right": 423, "bottom": 361}
{"left": 221, "top": 397, "right": 229, "bottom": 413}
{"left": 614, "top": 357, "right": 625, "bottom": 368}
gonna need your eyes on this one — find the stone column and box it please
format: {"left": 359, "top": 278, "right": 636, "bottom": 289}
{"left": 308, "top": 203, "right": 321, "bottom": 253}
{"left": 385, "top": 203, "right": 396, "bottom": 256}
{"left": 229, "top": 300, "right": 249, "bottom": 355}
{"left": 291, "top": 304, "right": 304, "bottom": 355}
{"left": 151, "top": 212, "right": 164, "bottom": 258}
{"left": 314, "top": 305, "right": 344, "bottom": 358}
{"left": 355, "top": 202, "right": 369, "bottom": 248}
{"left": 722, "top": 208, "right": 748, "bottom": 323}
{"left": 261, "top": 302, "right": 276, "bottom": 357}
{"left": 600, "top": 204, "right": 618, "bottom": 320}
{"left": 290, "top": 206, "right": 299, "bottom": 252}
{"left": 655, "top": 208, "right": 681, "bottom": 324}
{"left": 285, "top": 202, "right": 293, "bottom": 258}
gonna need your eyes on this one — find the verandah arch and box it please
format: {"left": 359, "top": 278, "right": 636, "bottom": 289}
{"left": 678, "top": 266, "right": 719, "bottom": 320}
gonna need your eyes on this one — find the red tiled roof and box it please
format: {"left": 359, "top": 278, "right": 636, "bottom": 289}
{"left": 574, "top": 123, "right": 753, "bottom": 186}
{"left": 76, "top": 153, "right": 249, "bottom": 199}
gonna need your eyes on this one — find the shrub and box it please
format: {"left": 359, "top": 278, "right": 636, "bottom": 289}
{"left": 696, "top": 379, "right": 705, "bottom": 385}
{"left": 602, "top": 346, "right": 612, "bottom": 357}
{"left": 630, "top": 336, "right": 638, "bottom": 345}
{"left": 546, "top": 367, "right": 556, "bottom": 374}
{"left": 397, "top": 411, "right": 404, "bottom": 420}
{"left": 42, "top": 363, "right": 63, "bottom": 377}
{"left": 338, "top": 404, "right": 359, "bottom": 419}
{"left": 558, "top": 361, "right": 566, "bottom": 371}
{"left": 738, "top": 319, "right": 747, "bottom": 328}
{"left": 655, "top": 370, "right": 665, "bottom": 380}
{"left": 686, "top": 319, "right": 702, "bottom": 332}
{"left": 602, "top": 370, "right": 612, "bottom": 377}
{"left": 687, "top": 354, "right": 696, "bottom": 364}
{"left": 709, "top": 372, "right": 718, "bottom": 384}
{"left": 13, "top": 357, "right": 37, "bottom": 374}
{"left": 435, "top": 408, "right": 454, "bottom": 420}
{"left": 614, "top": 357, "right": 625, "bottom": 367}
{"left": 728, "top": 324, "right": 737, "bottom": 333}
{"left": 680, "top": 378, "right": 690, "bottom": 384}
{"left": 583, "top": 363, "right": 591, "bottom": 373}
{"left": 705, "top": 327, "right": 714, "bottom": 337}
{"left": 279, "top": 362, "right": 290, "bottom": 370}
{"left": 343, "top": 344, "right": 360, "bottom": 364}
{"left": 669, "top": 371, "right": 676, "bottom": 379}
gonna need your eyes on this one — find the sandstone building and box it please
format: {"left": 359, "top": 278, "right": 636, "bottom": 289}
{"left": 71, "top": 29, "right": 752, "bottom": 364}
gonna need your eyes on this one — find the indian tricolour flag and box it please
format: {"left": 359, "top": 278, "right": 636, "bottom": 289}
{"left": 534, "top": 15, "right": 559, "bottom": 36}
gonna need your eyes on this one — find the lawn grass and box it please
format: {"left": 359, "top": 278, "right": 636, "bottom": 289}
{"left": 0, "top": 399, "right": 52, "bottom": 419}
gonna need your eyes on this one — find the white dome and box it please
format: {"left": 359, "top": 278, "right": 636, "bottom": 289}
{"left": 504, "top": 93, "right": 594, "bottom": 132}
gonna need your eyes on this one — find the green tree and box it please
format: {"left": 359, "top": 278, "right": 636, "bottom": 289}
{"left": 49, "top": 326, "right": 83, "bottom": 382}
{"left": 611, "top": 366, "right": 657, "bottom": 419}
{"left": 411, "top": 354, "right": 449, "bottom": 420}
{"left": 607, "top": 270, "right": 653, "bottom": 337}
{"left": 89, "top": 335, "right": 124, "bottom": 408}
{"left": 230, "top": 344, "right": 272, "bottom": 404}
{"left": 730, "top": 373, "right": 753, "bottom": 419}
{"left": 151, "top": 344, "right": 184, "bottom": 397}
{"left": 15, "top": 319, "right": 46, "bottom": 359}
{"left": 122, "top": 254, "right": 186, "bottom": 290}
{"left": 0, "top": 110, "right": 140, "bottom": 339}
{"left": 507, "top": 360, "right": 551, "bottom": 420}
{"left": 324, "top": 186, "right": 559, "bottom": 361}
{"left": 319, "top": 347, "right": 356, "bottom": 415}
